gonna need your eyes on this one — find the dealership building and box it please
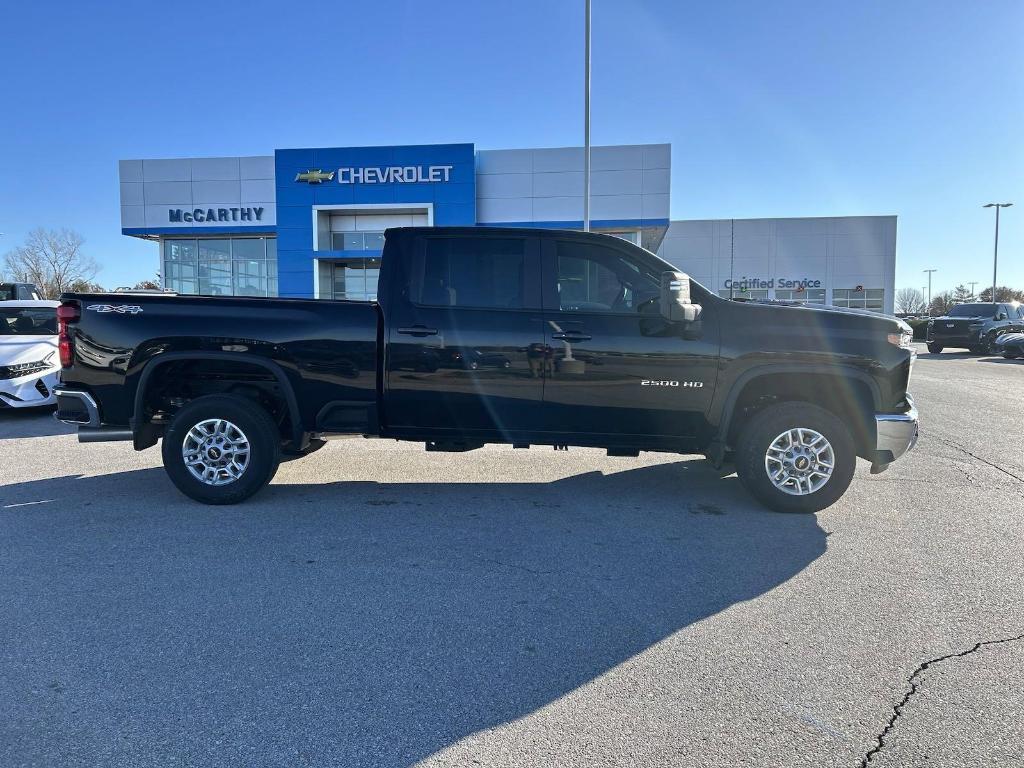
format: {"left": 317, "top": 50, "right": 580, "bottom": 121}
{"left": 118, "top": 142, "right": 896, "bottom": 313}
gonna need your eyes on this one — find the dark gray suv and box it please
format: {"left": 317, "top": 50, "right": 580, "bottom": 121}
{"left": 926, "top": 302, "right": 1024, "bottom": 354}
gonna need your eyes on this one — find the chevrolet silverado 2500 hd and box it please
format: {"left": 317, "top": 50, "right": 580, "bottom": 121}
{"left": 54, "top": 227, "right": 918, "bottom": 513}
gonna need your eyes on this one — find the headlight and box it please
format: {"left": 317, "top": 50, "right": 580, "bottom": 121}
{"left": 887, "top": 330, "right": 914, "bottom": 349}
{"left": 2, "top": 352, "right": 55, "bottom": 377}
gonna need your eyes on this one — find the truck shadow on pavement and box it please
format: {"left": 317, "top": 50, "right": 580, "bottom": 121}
{"left": 0, "top": 463, "right": 826, "bottom": 767}
{"left": 0, "top": 407, "right": 72, "bottom": 440}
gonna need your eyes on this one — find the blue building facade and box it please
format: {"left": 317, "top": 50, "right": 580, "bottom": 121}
{"left": 119, "top": 142, "right": 672, "bottom": 299}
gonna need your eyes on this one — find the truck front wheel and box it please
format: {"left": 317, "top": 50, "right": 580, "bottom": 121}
{"left": 734, "top": 402, "right": 856, "bottom": 514}
{"left": 161, "top": 395, "right": 281, "bottom": 504}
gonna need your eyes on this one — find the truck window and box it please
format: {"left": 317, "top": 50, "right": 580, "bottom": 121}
{"left": 947, "top": 303, "right": 995, "bottom": 318}
{"left": 556, "top": 240, "right": 659, "bottom": 313}
{"left": 413, "top": 237, "right": 527, "bottom": 309}
{"left": 0, "top": 307, "right": 57, "bottom": 335}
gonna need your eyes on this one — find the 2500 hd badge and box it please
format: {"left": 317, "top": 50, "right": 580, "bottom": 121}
{"left": 641, "top": 380, "right": 704, "bottom": 387}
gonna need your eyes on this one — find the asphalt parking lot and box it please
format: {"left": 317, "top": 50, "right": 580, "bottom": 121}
{"left": 1, "top": 345, "right": 1022, "bottom": 768}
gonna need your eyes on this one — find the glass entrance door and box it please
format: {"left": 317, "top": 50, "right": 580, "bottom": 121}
{"left": 328, "top": 258, "right": 381, "bottom": 301}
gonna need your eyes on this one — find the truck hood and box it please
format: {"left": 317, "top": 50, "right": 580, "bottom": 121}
{"left": 754, "top": 301, "right": 910, "bottom": 332}
{"left": 933, "top": 314, "right": 988, "bottom": 321}
{"left": 0, "top": 336, "right": 58, "bottom": 365}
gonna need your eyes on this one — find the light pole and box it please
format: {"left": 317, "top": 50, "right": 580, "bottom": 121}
{"left": 983, "top": 203, "right": 1012, "bottom": 304}
{"left": 968, "top": 281, "right": 978, "bottom": 299}
{"left": 583, "top": 0, "right": 591, "bottom": 232}
{"left": 728, "top": 218, "right": 735, "bottom": 300}
{"left": 923, "top": 269, "right": 937, "bottom": 312}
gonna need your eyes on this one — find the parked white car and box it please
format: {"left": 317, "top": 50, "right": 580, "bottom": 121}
{"left": 0, "top": 300, "right": 60, "bottom": 409}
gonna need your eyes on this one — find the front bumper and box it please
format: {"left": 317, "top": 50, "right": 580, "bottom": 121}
{"left": 872, "top": 393, "right": 919, "bottom": 471}
{"left": 0, "top": 370, "right": 59, "bottom": 409}
{"left": 928, "top": 329, "right": 983, "bottom": 346}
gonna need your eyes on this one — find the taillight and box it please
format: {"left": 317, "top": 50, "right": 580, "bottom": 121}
{"left": 57, "top": 301, "right": 80, "bottom": 367}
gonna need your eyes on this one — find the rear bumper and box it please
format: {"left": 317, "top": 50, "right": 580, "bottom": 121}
{"left": 54, "top": 387, "right": 101, "bottom": 426}
{"left": 872, "top": 394, "right": 918, "bottom": 471}
{"left": 54, "top": 387, "right": 134, "bottom": 442}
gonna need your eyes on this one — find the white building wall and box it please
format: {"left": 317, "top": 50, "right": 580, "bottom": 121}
{"left": 657, "top": 216, "right": 897, "bottom": 314}
{"left": 119, "top": 156, "right": 277, "bottom": 231}
{"left": 475, "top": 144, "right": 670, "bottom": 226}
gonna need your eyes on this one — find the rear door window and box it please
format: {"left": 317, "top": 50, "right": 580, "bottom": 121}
{"left": 411, "top": 236, "right": 530, "bottom": 309}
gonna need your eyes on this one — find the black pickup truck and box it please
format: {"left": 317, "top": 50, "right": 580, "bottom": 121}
{"left": 54, "top": 227, "right": 918, "bottom": 513}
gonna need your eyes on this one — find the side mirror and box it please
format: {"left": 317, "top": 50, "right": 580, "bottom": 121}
{"left": 660, "top": 271, "right": 702, "bottom": 324}
{"left": 997, "top": 312, "right": 1008, "bottom": 321}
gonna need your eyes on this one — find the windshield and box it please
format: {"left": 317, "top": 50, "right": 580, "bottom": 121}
{"left": 0, "top": 308, "right": 57, "bottom": 336}
{"left": 947, "top": 304, "right": 995, "bottom": 318}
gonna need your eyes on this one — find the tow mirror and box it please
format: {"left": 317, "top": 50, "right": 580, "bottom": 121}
{"left": 660, "top": 271, "right": 702, "bottom": 324}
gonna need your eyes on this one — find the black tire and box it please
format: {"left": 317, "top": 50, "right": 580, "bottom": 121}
{"left": 926, "top": 342, "right": 943, "bottom": 354}
{"left": 1005, "top": 352, "right": 1019, "bottom": 360}
{"left": 161, "top": 395, "right": 281, "bottom": 504}
{"left": 734, "top": 402, "right": 857, "bottom": 514}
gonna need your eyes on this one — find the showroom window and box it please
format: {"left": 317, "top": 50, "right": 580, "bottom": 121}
{"left": 323, "top": 258, "right": 381, "bottom": 301}
{"left": 330, "top": 231, "right": 385, "bottom": 251}
{"left": 833, "top": 288, "right": 883, "bottom": 311}
{"left": 162, "top": 238, "right": 277, "bottom": 297}
{"left": 719, "top": 288, "right": 769, "bottom": 301}
{"left": 775, "top": 288, "right": 826, "bottom": 304}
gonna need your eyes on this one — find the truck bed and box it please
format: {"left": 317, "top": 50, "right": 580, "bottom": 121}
{"left": 57, "top": 292, "right": 382, "bottom": 436}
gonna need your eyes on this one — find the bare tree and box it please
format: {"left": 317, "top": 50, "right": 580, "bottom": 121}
{"left": 2, "top": 228, "right": 100, "bottom": 299}
{"left": 132, "top": 276, "right": 161, "bottom": 290}
{"left": 894, "top": 287, "right": 926, "bottom": 314}
{"left": 929, "top": 290, "right": 955, "bottom": 317}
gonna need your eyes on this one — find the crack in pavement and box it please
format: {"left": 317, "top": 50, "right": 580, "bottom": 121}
{"left": 858, "top": 632, "right": 1024, "bottom": 767}
{"left": 937, "top": 437, "right": 1024, "bottom": 484}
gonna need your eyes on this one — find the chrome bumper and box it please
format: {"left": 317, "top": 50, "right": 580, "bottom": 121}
{"left": 53, "top": 387, "right": 101, "bottom": 427}
{"left": 872, "top": 394, "right": 919, "bottom": 471}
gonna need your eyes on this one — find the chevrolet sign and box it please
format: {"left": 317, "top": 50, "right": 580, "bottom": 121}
{"left": 337, "top": 165, "right": 453, "bottom": 184}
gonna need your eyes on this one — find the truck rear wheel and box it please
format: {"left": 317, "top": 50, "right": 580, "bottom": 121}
{"left": 926, "top": 342, "right": 943, "bottom": 354}
{"left": 161, "top": 395, "right": 281, "bottom": 504}
{"left": 734, "top": 402, "right": 856, "bottom": 514}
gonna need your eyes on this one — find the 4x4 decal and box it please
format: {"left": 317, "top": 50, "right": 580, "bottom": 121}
{"left": 86, "top": 304, "right": 144, "bottom": 315}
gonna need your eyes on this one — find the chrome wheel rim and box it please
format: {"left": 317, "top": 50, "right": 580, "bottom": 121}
{"left": 182, "top": 418, "right": 250, "bottom": 486}
{"left": 764, "top": 427, "right": 834, "bottom": 496}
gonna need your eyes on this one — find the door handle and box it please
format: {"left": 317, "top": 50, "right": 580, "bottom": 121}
{"left": 551, "top": 331, "right": 592, "bottom": 341}
{"left": 397, "top": 326, "right": 439, "bottom": 337}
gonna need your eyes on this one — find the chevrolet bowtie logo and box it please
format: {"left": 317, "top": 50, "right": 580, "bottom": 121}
{"left": 294, "top": 169, "right": 335, "bottom": 184}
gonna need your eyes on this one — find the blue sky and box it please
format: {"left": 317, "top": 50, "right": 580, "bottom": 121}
{"left": 1, "top": 0, "right": 1020, "bottom": 294}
